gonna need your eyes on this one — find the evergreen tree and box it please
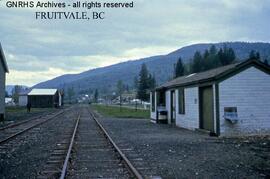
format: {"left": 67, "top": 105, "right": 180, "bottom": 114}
{"left": 256, "top": 52, "right": 260, "bottom": 60}
{"left": 94, "top": 89, "right": 99, "bottom": 103}
{"left": 218, "top": 46, "right": 236, "bottom": 65}
{"left": 227, "top": 48, "right": 236, "bottom": 64}
{"left": 204, "top": 46, "right": 220, "bottom": 70}
{"left": 137, "top": 63, "right": 150, "bottom": 101}
{"left": 249, "top": 50, "right": 260, "bottom": 60}
{"left": 209, "top": 45, "right": 217, "bottom": 55}
{"left": 249, "top": 50, "right": 257, "bottom": 60}
{"left": 191, "top": 51, "right": 203, "bottom": 73}
{"left": 217, "top": 48, "right": 224, "bottom": 65}
{"left": 203, "top": 49, "right": 210, "bottom": 59}
{"left": 174, "top": 57, "right": 185, "bottom": 78}
{"left": 264, "top": 59, "right": 269, "bottom": 66}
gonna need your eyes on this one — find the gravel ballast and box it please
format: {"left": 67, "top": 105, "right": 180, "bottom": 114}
{"left": 0, "top": 108, "right": 78, "bottom": 179}
{"left": 97, "top": 115, "right": 270, "bottom": 178}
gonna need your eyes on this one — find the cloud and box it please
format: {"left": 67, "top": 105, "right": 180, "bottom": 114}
{"left": 1, "top": 0, "right": 270, "bottom": 86}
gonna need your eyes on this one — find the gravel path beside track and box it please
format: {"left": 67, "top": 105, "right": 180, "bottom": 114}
{"left": 96, "top": 112, "right": 270, "bottom": 178}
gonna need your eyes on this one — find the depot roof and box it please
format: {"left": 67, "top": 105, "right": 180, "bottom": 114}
{"left": 156, "top": 59, "right": 270, "bottom": 90}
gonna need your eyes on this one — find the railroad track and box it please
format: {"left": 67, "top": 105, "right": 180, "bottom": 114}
{"left": 0, "top": 108, "right": 68, "bottom": 145}
{"left": 67, "top": 107, "right": 143, "bottom": 178}
{"left": 39, "top": 106, "right": 143, "bottom": 179}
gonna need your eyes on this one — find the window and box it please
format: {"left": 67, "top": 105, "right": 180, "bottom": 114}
{"left": 157, "top": 91, "right": 165, "bottom": 106}
{"left": 151, "top": 92, "right": 155, "bottom": 112}
{"left": 178, "top": 89, "right": 185, "bottom": 114}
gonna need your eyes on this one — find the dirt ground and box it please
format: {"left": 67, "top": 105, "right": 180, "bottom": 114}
{"left": 97, "top": 115, "right": 270, "bottom": 178}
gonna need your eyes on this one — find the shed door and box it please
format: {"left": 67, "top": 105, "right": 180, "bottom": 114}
{"left": 200, "top": 86, "right": 214, "bottom": 132}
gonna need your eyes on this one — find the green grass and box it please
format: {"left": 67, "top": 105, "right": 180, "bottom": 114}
{"left": 92, "top": 104, "right": 150, "bottom": 119}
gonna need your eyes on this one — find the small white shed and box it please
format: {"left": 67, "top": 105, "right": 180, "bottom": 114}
{"left": 151, "top": 59, "right": 270, "bottom": 136}
{"left": 0, "top": 43, "right": 9, "bottom": 120}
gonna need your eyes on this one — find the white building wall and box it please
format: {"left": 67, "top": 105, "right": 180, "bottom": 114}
{"left": 219, "top": 67, "right": 270, "bottom": 136}
{"left": 175, "top": 87, "right": 200, "bottom": 130}
{"left": 0, "top": 64, "right": 5, "bottom": 115}
{"left": 18, "top": 95, "right": 28, "bottom": 106}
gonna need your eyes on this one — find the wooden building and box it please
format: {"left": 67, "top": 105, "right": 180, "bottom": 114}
{"left": 0, "top": 43, "right": 9, "bottom": 120}
{"left": 151, "top": 59, "right": 270, "bottom": 136}
{"left": 28, "top": 89, "right": 62, "bottom": 108}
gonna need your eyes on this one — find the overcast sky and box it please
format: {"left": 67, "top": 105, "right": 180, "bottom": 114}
{"left": 1, "top": 0, "right": 270, "bottom": 86}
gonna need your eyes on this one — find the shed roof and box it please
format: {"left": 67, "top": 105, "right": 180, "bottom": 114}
{"left": 157, "top": 59, "right": 270, "bottom": 90}
{"left": 28, "top": 89, "right": 58, "bottom": 96}
{"left": 0, "top": 43, "right": 9, "bottom": 73}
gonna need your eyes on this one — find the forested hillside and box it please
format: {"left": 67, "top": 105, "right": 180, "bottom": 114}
{"left": 33, "top": 42, "right": 270, "bottom": 97}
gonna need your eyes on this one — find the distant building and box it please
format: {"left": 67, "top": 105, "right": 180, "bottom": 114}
{"left": 0, "top": 43, "right": 9, "bottom": 120}
{"left": 151, "top": 59, "right": 270, "bottom": 136}
{"left": 5, "top": 97, "right": 15, "bottom": 106}
{"left": 28, "top": 89, "right": 62, "bottom": 108}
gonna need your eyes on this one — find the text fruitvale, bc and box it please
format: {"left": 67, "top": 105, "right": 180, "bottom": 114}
{"left": 4, "top": 1, "right": 134, "bottom": 20}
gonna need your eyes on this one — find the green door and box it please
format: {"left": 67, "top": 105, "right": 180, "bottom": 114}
{"left": 200, "top": 86, "right": 214, "bottom": 132}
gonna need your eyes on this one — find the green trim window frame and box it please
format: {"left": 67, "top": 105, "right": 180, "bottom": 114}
{"left": 151, "top": 92, "right": 155, "bottom": 112}
{"left": 178, "top": 88, "right": 185, "bottom": 114}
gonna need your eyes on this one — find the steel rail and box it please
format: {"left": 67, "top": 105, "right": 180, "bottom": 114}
{"left": 59, "top": 115, "right": 80, "bottom": 179}
{"left": 89, "top": 109, "right": 144, "bottom": 179}
{"left": 0, "top": 110, "right": 66, "bottom": 145}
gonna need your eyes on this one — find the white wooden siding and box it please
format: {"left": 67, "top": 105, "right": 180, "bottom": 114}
{"left": 219, "top": 67, "right": 270, "bottom": 136}
{"left": 175, "top": 87, "right": 199, "bottom": 130}
{"left": 0, "top": 63, "right": 5, "bottom": 115}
